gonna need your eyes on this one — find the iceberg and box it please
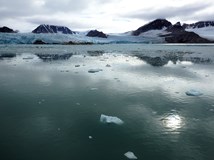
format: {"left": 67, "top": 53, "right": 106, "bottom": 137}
{"left": 88, "top": 69, "right": 103, "bottom": 73}
{"left": 75, "top": 65, "right": 80, "bottom": 67}
{"left": 124, "top": 151, "right": 138, "bottom": 159}
{"left": 185, "top": 89, "right": 203, "bottom": 96}
{"left": 100, "top": 114, "right": 124, "bottom": 125}
{"left": 90, "top": 88, "right": 98, "bottom": 91}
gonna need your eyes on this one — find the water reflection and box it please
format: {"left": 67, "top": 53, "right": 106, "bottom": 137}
{"left": 87, "top": 50, "right": 104, "bottom": 56}
{"left": 0, "top": 53, "right": 16, "bottom": 59}
{"left": 135, "top": 54, "right": 212, "bottom": 67}
{"left": 36, "top": 53, "right": 73, "bottom": 62}
{"left": 0, "top": 45, "right": 214, "bottom": 160}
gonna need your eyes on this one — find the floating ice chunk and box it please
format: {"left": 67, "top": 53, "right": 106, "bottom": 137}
{"left": 23, "top": 57, "right": 34, "bottom": 60}
{"left": 90, "top": 88, "right": 98, "bottom": 91}
{"left": 88, "top": 69, "right": 103, "bottom": 73}
{"left": 100, "top": 114, "right": 124, "bottom": 125}
{"left": 124, "top": 151, "right": 138, "bottom": 159}
{"left": 185, "top": 89, "right": 203, "bottom": 96}
{"left": 89, "top": 136, "right": 93, "bottom": 139}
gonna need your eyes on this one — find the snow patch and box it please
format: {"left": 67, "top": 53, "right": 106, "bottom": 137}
{"left": 100, "top": 114, "right": 124, "bottom": 125}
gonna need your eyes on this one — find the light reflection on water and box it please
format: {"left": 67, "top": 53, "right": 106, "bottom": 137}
{"left": 162, "top": 113, "right": 184, "bottom": 131}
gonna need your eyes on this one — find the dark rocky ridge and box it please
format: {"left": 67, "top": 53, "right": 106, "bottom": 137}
{"left": 163, "top": 22, "right": 211, "bottom": 43}
{"left": 164, "top": 31, "right": 211, "bottom": 43}
{"left": 32, "top": 25, "right": 75, "bottom": 34}
{"left": 86, "top": 30, "right": 108, "bottom": 38}
{"left": 166, "top": 22, "right": 184, "bottom": 32}
{"left": 0, "top": 26, "right": 15, "bottom": 33}
{"left": 33, "top": 39, "right": 47, "bottom": 44}
{"left": 183, "top": 21, "right": 214, "bottom": 29}
{"left": 132, "top": 19, "right": 172, "bottom": 36}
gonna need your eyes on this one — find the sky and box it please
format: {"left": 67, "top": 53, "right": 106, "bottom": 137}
{"left": 0, "top": 0, "right": 213, "bottom": 33}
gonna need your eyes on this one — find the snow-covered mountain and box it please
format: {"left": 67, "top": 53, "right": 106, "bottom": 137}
{"left": 131, "top": 19, "right": 212, "bottom": 43}
{"left": 132, "top": 19, "right": 172, "bottom": 36}
{"left": 32, "top": 24, "right": 75, "bottom": 34}
{"left": 183, "top": 21, "right": 214, "bottom": 29}
{"left": 0, "top": 19, "right": 214, "bottom": 44}
{"left": 183, "top": 21, "right": 214, "bottom": 40}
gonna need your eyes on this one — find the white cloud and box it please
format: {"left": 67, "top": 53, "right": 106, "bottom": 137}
{"left": 0, "top": 0, "right": 214, "bottom": 33}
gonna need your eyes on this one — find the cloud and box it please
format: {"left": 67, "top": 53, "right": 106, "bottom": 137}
{"left": 0, "top": 0, "right": 214, "bottom": 33}
{"left": 125, "top": 2, "right": 211, "bottom": 22}
{"left": 0, "top": 0, "right": 46, "bottom": 19}
{"left": 43, "top": 0, "right": 89, "bottom": 12}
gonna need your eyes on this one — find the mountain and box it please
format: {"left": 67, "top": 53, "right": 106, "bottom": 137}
{"left": 183, "top": 21, "right": 214, "bottom": 29}
{"left": 86, "top": 30, "right": 108, "bottom": 38}
{"left": 32, "top": 24, "right": 75, "bottom": 34}
{"left": 1, "top": 19, "right": 214, "bottom": 44}
{"left": 166, "top": 22, "right": 184, "bottom": 32}
{"left": 163, "top": 22, "right": 211, "bottom": 43}
{"left": 0, "top": 26, "right": 15, "bottom": 33}
{"left": 131, "top": 19, "right": 212, "bottom": 43}
{"left": 183, "top": 21, "right": 214, "bottom": 41}
{"left": 132, "top": 19, "right": 172, "bottom": 36}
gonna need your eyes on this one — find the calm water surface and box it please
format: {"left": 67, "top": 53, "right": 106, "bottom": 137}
{"left": 0, "top": 44, "right": 214, "bottom": 160}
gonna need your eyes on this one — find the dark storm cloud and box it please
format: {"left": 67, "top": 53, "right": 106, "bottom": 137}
{"left": 126, "top": 3, "right": 211, "bottom": 21}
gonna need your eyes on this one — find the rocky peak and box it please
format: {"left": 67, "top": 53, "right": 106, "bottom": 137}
{"left": 32, "top": 24, "right": 75, "bottom": 34}
{"left": 183, "top": 21, "right": 214, "bottom": 29}
{"left": 132, "top": 19, "right": 172, "bottom": 36}
{"left": 166, "top": 22, "right": 184, "bottom": 33}
{"left": 163, "top": 22, "right": 212, "bottom": 43}
{"left": 86, "top": 30, "right": 108, "bottom": 38}
{"left": 0, "top": 26, "right": 15, "bottom": 33}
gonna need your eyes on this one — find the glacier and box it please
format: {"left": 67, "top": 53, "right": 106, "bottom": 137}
{"left": 0, "top": 31, "right": 165, "bottom": 44}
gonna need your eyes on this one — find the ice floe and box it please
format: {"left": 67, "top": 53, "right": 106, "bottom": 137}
{"left": 88, "top": 69, "right": 103, "bottom": 73}
{"left": 124, "top": 151, "right": 138, "bottom": 159}
{"left": 90, "top": 88, "right": 98, "bottom": 91}
{"left": 100, "top": 114, "right": 124, "bottom": 125}
{"left": 185, "top": 89, "right": 203, "bottom": 96}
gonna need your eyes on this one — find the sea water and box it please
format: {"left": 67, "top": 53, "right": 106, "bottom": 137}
{"left": 0, "top": 44, "right": 214, "bottom": 160}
